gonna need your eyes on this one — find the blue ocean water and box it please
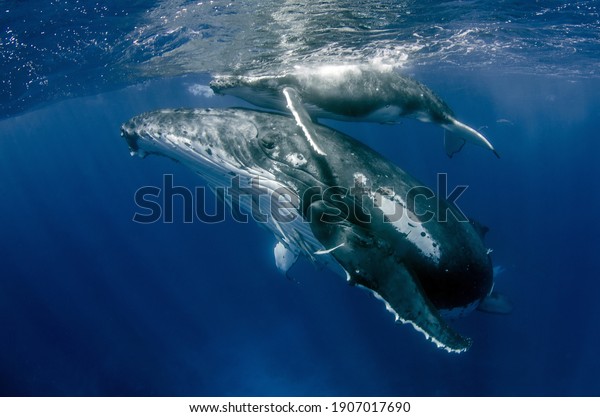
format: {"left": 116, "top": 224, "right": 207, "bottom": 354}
{"left": 1, "top": 1, "right": 600, "bottom": 396}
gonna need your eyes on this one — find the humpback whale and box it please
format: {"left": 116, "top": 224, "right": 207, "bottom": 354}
{"left": 121, "top": 105, "right": 498, "bottom": 353}
{"left": 210, "top": 65, "right": 499, "bottom": 158}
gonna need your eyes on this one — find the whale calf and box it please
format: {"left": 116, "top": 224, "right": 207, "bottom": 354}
{"left": 210, "top": 65, "right": 499, "bottom": 158}
{"left": 121, "top": 106, "right": 498, "bottom": 352}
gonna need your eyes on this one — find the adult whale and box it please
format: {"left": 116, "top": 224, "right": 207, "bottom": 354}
{"left": 121, "top": 104, "right": 496, "bottom": 352}
{"left": 210, "top": 65, "right": 499, "bottom": 158}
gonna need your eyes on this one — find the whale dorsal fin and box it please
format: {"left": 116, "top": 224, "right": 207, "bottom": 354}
{"left": 282, "top": 87, "right": 327, "bottom": 156}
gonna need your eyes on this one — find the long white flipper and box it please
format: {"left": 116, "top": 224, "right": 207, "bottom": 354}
{"left": 282, "top": 87, "right": 327, "bottom": 156}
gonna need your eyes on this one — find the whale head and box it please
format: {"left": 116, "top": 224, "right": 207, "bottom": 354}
{"left": 121, "top": 108, "right": 259, "bottom": 163}
{"left": 121, "top": 108, "right": 332, "bottom": 188}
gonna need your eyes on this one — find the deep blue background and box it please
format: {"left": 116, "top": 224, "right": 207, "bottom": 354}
{"left": 1, "top": 71, "right": 599, "bottom": 396}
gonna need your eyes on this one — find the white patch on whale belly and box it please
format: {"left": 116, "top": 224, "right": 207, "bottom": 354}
{"left": 370, "top": 191, "right": 441, "bottom": 263}
{"left": 352, "top": 172, "right": 440, "bottom": 263}
{"left": 364, "top": 105, "right": 402, "bottom": 123}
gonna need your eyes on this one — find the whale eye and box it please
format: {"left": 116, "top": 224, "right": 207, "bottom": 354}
{"left": 260, "top": 137, "right": 276, "bottom": 150}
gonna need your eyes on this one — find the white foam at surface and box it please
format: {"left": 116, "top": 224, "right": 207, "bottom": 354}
{"left": 187, "top": 84, "right": 215, "bottom": 97}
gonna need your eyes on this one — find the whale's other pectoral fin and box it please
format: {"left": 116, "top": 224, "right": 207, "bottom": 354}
{"left": 282, "top": 87, "right": 327, "bottom": 156}
{"left": 444, "top": 130, "right": 467, "bottom": 158}
{"left": 362, "top": 264, "right": 472, "bottom": 353}
{"left": 444, "top": 118, "right": 500, "bottom": 158}
{"left": 477, "top": 291, "right": 513, "bottom": 315}
{"left": 274, "top": 241, "right": 299, "bottom": 275}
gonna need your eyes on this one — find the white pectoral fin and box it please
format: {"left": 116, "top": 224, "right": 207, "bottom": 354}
{"left": 444, "top": 118, "right": 500, "bottom": 158}
{"left": 274, "top": 241, "right": 299, "bottom": 274}
{"left": 282, "top": 87, "right": 327, "bottom": 156}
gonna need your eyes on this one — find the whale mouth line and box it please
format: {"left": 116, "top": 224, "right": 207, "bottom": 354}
{"left": 120, "top": 126, "right": 140, "bottom": 154}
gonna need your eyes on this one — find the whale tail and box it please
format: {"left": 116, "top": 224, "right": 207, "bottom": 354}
{"left": 443, "top": 118, "right": 500, "bottom": 158}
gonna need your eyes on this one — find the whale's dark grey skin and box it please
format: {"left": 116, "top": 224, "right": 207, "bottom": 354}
{"left": 121, "top": 107, "right": 494, "bottom": 352}
{"left": 210, "top": 66, "right": 499, "bottom": 158}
